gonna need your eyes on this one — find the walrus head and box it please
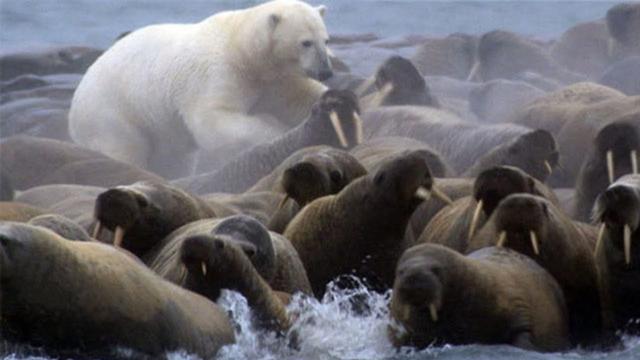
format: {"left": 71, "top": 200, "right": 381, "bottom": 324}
{"left": 307, "top": 89, "right": 363, "bottom": 148}
{"left": 593, "top": 120, "right": 640, "bottom": 185}
{"left": 606, "top": 3, "right": 640, "bottom": 54}
{"left": 280, "top": 149, "right": 366, "bottom": 207}
{"left": 490, "top": 194, "right": 554, "bottom": 258}
{"left": 367, "top": 150, "right": 451, "bottom": 209}
{"left": 373, "top": 56, "right": 439, "bottom": 108}
{"left": 593, "top": 175, "right": 640, "bottom": 267}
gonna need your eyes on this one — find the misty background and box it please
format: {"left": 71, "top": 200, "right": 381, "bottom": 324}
{"left": 0, "top": 0, "right": 621, "bottom": 53}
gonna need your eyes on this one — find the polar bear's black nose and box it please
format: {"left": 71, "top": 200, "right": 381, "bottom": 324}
{"left": 318, "top": 69, "right": 333, "bottom": 81}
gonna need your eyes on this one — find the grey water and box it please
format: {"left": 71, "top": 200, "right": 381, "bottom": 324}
{"left": 1, "top": 0, "right": 638, "bottom": 359}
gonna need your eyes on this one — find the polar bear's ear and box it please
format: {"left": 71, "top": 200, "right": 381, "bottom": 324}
{"left": 269, "top": 14, "right": 281, "bottom": 29}
{"left": 316, "top": 5, "right": 326, "bottom": 17}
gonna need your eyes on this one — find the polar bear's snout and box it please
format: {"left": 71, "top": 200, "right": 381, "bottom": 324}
{"left": 302, "top": 44, "right": 333, "bottom": 81}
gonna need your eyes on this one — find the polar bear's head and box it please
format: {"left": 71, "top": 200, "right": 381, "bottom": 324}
{"left": 268, "top": 1, "right": 333, "bottom": 81}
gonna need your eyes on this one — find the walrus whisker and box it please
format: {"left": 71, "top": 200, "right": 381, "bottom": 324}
{"left": 113, "top": 226, "right": 125, "bottom": 248}
{"left": 92, "top": 221, "right": 102, "bottom": 239}
{"left": 631, "top": 150, "right": 638, "bottom": 174}
{"left": 353, "top": 111, "right": 364, "bottom": 145}
{"left": 329, "top": 111, "right": 349, "bottom": 148}
{"left": 277, "top": 195, "right": 290, "bottom": 210}
{"left": 595, "top": 223, "right": 606, "bottom": 257}
{"left": 432, "top": 187, "right": 453, "bottom": 205}
{"left": 201, "top": 262, "right": 208, "bottom": 276}
{"left": 544, "top": 160, "right": 553, "bottom": 176}
{"left": 624, "top": 224, "right": 632, "bottom": 265}
{"left": 607, "top": 149, "right": 615, "bottom": 184}
{"left": 468, "top": 200, "right": 483, "bottom": 240}
{"left": 530, "top": 231, "right": 540, "bottom": 255}
{"left": 429, "top": 303, "right": 438, "bottom": 322}
{"left": 496, "top": 231, "right": 507, "bottom": 247}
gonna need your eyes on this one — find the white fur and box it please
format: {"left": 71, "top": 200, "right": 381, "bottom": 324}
{"left": 69, "top": 0, "right": 330, "bottom": 174}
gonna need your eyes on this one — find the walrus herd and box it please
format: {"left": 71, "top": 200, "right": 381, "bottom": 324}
{"left": 1, "top": 1, "right": 640, "bottom": 358}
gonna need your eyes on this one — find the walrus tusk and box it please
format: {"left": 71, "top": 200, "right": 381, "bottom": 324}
{"left": 113, "top": 226, "right": 125, "bottom": 247}
{"left": 544, "top": 160, "right": 553, "bottom": 176}
{"left": 466, "top": 61, "right": 480, "bottom": 82}
{"left": 632, "top": 150, "right": 638, "bottom": 174}
{"left": 92, "top": 221, "right": 102, "bottom": 239}
{"left": 355, "top": 76, "right": 375, "bottom": 97}
{"left": 329, "top": 111, "right": 349, "bottom": 148}
{"left": 371, "top": 82, "right": 394, "bottom": 108}
{"left": 353, "top": 111, "right": 364, "bottom": 145}
{"left": 529, "top": 231, "right": 540, "bottom": 255}
{"left": 415, "top": 186, "right": 431, "bottom": 201}
{"left": 432, "top": 187, "right": 453, "bottom": 205}
{"left": 595, "top": 223, "right": 606, "bottom": 257}
{"left": 201, "top": 262, "right": 208, "bottom": 276}
{"left": 468, "top": 200, "right": 483, "bottom": 240}
{"left": 496, "top": 231, "right": 507, "bottom": 247}
{"left": 277, "top": 195, "right": 290, "bottom": 210}
{"left": 607, "top": 150, "right": 615, "bottom": 184}
{"left": 429, "top": 303, "right": 438, "bottom": 322}
{"left": 624, "top": 224, "right": 632, "bottom": 266}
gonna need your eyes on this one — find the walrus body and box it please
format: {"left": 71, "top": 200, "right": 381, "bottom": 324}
{"left": 285, "top": 151, "right": 436, "bottom": 296}
{"left": 468, "top": 194, "right": 604, "bottom": 346}
{"left": 0, "top": 223, "right": 234, "bottom": 357}
{"left": 0, "top": 201, "right": 47, "bottom": 222}
{"left": 389, "top": 244, "right": 570, "bottom": 352}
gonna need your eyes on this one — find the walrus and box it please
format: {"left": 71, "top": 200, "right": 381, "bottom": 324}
{"left": 0, "top": 202, "right": 48, "bottom": 222}
{"left": 410, "top": 33, "right": 477, "bottom": 80}
{"left": 418, "top": 166, "right": 559, "bottom": 252}
{"left": 147, "top": 215, "right": 311, "bottom": 296}
{"left": 92, "top": 181, "right": 228, "bottom": 258}
{"left": 592, "top": 175, "right": 640, "bottom": 333}
{"left": 0, "top": 46, "right": 102, "bottom": 81}
{"left": 173, "top": 90, "right": 364, "bottom": 194}
{"left": 550, "top": 21, "right": 611, "bottom": 79}
{"left": 468, "top": 194, "right": 604, "bottom": 347}
{"left": 0, "top": 222, "right": 234, "bottom": 357}
{"left": 0, "top": 173, "right": 14, "bottom": 201}
{"left": 28, "top": 214, "right": 92, "bottom": 242}
{"left": 389, "top": 244, "right": 570, "bottom": 351}
{"left": 468, "top": 79, "right": 545, "bottom": 124}
{"left": 599, "top": 56, "right": 640, "bottom": 96}
{"left": 359, "top": 56, "right": 440, "bottom": 109}
{"left": 285, "top": 151, "right": 448, "bottom": 297}
{"left": 574, "top": 118, "right": 640, "bottom": 222}
{"left": 179, "top": 234, "right": 293, "bottom": 336}
{"left": 0, "top": 135, "right": 165, "bottom": 190}
{"left": 606, "top": 3, "right": 640, "bottom": 58}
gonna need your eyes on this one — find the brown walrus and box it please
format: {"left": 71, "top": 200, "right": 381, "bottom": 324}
{"left": 389, "top": 244, "right": 570, "bottom": 351}
{"left": 28, "top": 214, "right": 93, "bottom": 242}
{"left": 468, "top": 194, "right": 604, "bottom": 347}
{"left": 285, "top": 151, "right": 448, "bottom": 297}
{"left": 147, "top": 215, "right": 311, "bottom": 296}
{"left": 0, "top": 222, "right": 234, "bottom": 358}
{"left": 418, "top": 166, "right": 559, "bottom": 252}
{"left": 92, "top": 181, "right": 229, "bottom": 257}
{"left": 593, "top": 174, "right": 640, "bottom": 333}
{"left": 0, "top": 201, "right": 47, "bottom": 222}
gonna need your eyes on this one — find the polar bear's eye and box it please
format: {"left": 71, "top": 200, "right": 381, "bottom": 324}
{"left": 301, "top": 40, "right": 313, "bottom": 48}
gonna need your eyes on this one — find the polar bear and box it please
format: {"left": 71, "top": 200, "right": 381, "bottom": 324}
{"left": 69, "top": 0, "right": 332, "bottom": 178}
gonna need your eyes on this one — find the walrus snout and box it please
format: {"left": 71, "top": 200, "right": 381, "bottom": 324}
{"left": 595, "top": 122, "right": 640, "bottom": 183}
{"left": 509, "top": 130, "right": 558, "bottom": 181}
{"left": 395, "top": 266, "right": 443, "bottom": 314}
{"left": 282, "top": 162, "right": 328, "bottom": 206}
{"left": 493, "top": 194, "right": 549, "bottom": 255}
{"left": 474, "top": 166, "right": 536, "bottom": 218}
{"left": 94, "top": 188, "right": 148, "bottom": 246}
{"left": 314, "top": 89, "right": 362, "bottom": 148}
{"left": 595, "top": 184, "right": 640, "bottom": 231}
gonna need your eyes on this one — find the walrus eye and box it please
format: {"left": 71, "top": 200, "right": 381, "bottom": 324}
{"left": 541, "top": 203, "right": 549, "bottom": 217}
{"left": 301, "top": 40, "right": 313, "bottom": 48}
{"left": 135, "top": 195, "right": 149, "bottom": 208}
{"left": 374, "top": 172, "right": 386, "bottom": 186}
{"left": 330, "top": 170, "right": 342, "bottom": 184}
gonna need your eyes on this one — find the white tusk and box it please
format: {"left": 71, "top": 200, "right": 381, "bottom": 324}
{"left": 92, "top": 221, "right": 102, "bottom": 239}
{"left": 277, "top": 195, "right": 290, "bottom": 210}
{"left": 631, "top": 150, "right": 638, "bottom": 175}
{"left": 624, "top": 224, "right": 632, "bottom": 266}
{"left": 429, "top": 303, "right": 438, "bottom": 322}
{"left": 113, "top": 226, "right": 125, "bottom": 248}
{"left": 497, "top": 231, "right": 507, "bottom": 247}
{"left": 466, "top": 61, "right": 480, "bottom": 82}
{"left": 468, "top": 200, "right": 483, "bottom": 240}
{"left": 329, "top": 111, "right": 349, "bottom": 148}
{"left": 371, "top": 82, "right": 394, "bottom": 108}
{"left": 432, "top": 186, "right": 453, "bottom": 205}
{"left": 530, "top": 231, "right": 540, "bottom": 255}
{"left": 415, "top": 186, "right": 431, "bottom": 201}
{"left": 595, "top": 223, "right": 606, "bottom": 257}
{"left": 355, "top": 76, "right": 375, "bottom": 97}
{"left": 201, "top": 262, "right": 208, "bottom": 276}
{"left": 353, "top": 111, "right": 363, "bottom": 145}
{"left": 607, "top": 150, "right": 615, "bottom": 184}
{"left": 544, "top": 160, "right": 553, "bottom": 176}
